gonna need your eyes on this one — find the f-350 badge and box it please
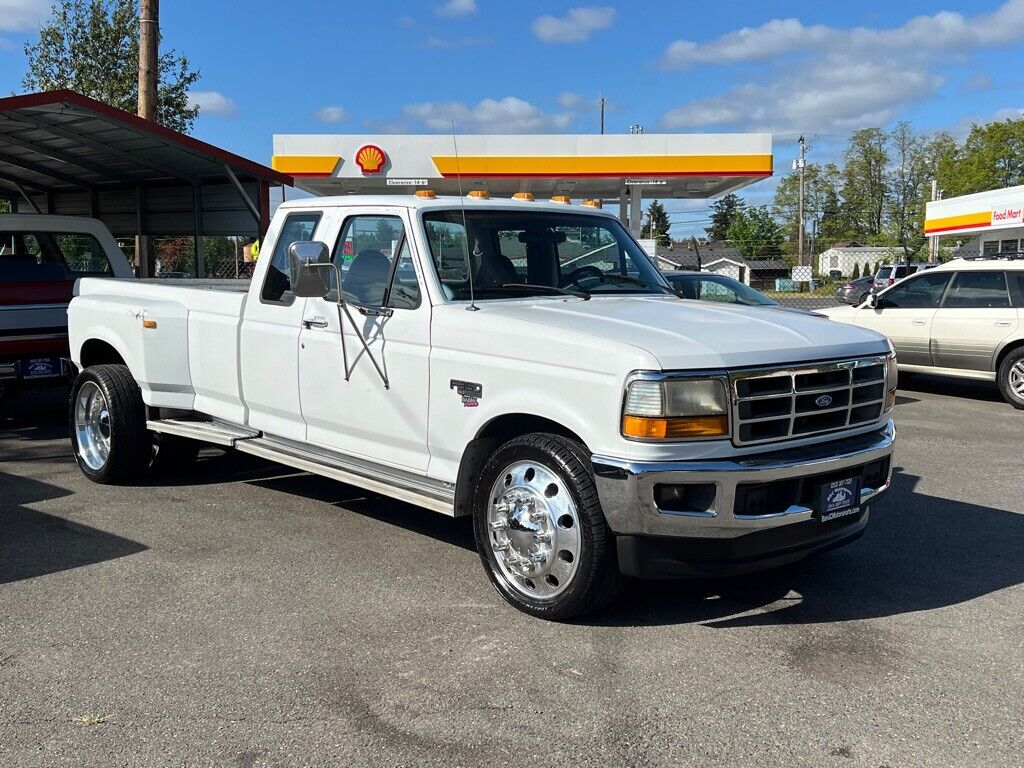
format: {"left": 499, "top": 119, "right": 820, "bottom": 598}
{"left": 450, "top": 379, "right": 482, "bottom": 408}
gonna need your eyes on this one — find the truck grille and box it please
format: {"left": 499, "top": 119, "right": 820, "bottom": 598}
{"left": 730, "top": 357, "right": 887, "bottom": 446}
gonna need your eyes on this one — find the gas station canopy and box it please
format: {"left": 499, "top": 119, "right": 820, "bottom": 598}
{"left": 272, "top": 133, "right": 772, "bottom": 201}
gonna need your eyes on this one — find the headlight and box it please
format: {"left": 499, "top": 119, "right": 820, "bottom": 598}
{"left": 622, "top": 376, "right": 730, "bottom": 440}
{"left": 884, "top": 352, "right": 898, "bottom": 410}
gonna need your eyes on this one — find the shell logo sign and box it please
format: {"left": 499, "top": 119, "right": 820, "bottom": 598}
{"left": 355, "top": 145, "right": 387, "bottom": 175}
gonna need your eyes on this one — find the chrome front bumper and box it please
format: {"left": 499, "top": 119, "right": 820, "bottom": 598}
{"left": 592, "top": 419, "right": 895, "bottom": 540}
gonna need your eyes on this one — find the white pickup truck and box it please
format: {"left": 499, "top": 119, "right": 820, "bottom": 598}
{"left": 68, "top": 194, "right": 896, "bottom": 619}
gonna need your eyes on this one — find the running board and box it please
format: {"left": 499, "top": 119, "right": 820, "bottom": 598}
{"left": 234, "top": 436, "right": 455, "bottom": 516}
{"left": 147, "top": 418, "right": 258, "bottom": 446}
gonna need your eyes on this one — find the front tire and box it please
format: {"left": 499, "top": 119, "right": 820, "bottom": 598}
{"left": 70, "top": 365, "right": 152, "bottom": 483}
{"left": 997, "top": 347, "right": 1024, "bottom": 410}
{"left": 472, "top": 433, "right": 623, "bottom": 620}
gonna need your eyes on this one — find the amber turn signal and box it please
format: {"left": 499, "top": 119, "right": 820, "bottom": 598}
{"left": 622, "top": 415, "right": 728, "bottom": 439}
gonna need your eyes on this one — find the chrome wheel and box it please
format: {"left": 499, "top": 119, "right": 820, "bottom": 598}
{"left": 487, "top": 461, "right": 581, "bottom": 600}
{"left": 74, "top": 381, "right": 111, "bottom": 471}
{"left": 1010, "top": 360, "right": 1024, "bottom": 399}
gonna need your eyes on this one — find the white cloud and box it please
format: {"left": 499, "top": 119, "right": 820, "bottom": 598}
{"left": 658, "top": 1, "right": 1024, "bottom": 135}
{"left": 402, "top": 96, "right": 574, "bottom": 133}
{"left": 532, "top": 6, "right": 615, "bottom": 44}
{"left": 662, "top": 59, "right": 941, "bottom": 134}
{"left": 187, "top": 91, "right": 239, "bottom": 117}
{"left": 423, "top": 35, "right": 489, "bottom": 49}
{"left": 315, "top": 106, "right": 347, "bottom": 123}
{"left": 556, "top": 91, "right": 588, "bottom": 110}
{"left": 435, "top": 0, "right": 477, "bottom": 18}
{"left": 660, "top": 1, "right": 1024, "bottom": 68}
{"left": 950, "top": 107, "right": 1024, "bottom": 139}
{"left": 0, "top": 0, "right": 47, "bottom": 32}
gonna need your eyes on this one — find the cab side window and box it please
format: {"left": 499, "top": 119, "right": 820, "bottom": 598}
{"left": 877, "top": 272, "right": 950, "bottom": 309}
{"left": 331, "top": 214, "right": 420, "bottom": 309}
{"left": 943, "top": 271, "right": 1010, "bottom": 309}
{"left": 261, "top": 212, "right": 322, "bottom": 304}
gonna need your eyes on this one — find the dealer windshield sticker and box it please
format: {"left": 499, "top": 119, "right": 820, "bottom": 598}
{"left": 450, "top": 379, "right": 482, "bottom": 408}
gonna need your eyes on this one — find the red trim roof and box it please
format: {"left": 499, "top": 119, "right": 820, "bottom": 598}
{"left": 0, "top": 89, "right": 292, "bottom": 187}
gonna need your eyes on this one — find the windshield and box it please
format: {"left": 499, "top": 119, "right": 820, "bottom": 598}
{"left": 669, "top": 273, "right": 776, "bottom": 306}
{"left": 421, "top": 209, "right": 672, "bottom": 300}
{"left": 0, "top": 230, "right": 112, "bottom": 283}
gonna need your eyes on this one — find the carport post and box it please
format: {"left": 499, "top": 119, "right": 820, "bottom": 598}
{"left": 193, "top": 184, "right": 205, "bottom": 278}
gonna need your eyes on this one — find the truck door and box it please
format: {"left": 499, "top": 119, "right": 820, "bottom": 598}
{"left": 240, "top": 210, "right": 324, "bottom": 441}
{"left": 298, "top": 209, "right": 431, "bottom": 472}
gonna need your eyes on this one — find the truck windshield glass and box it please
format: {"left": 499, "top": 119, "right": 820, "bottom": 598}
{"left": 421, "top": 210, "right": 671, "bottom": 300}
{"left": 0, "top": 231, "right": 112, "bottom": 283}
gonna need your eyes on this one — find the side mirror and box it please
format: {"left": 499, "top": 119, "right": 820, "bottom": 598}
{"left": 288, "top": 240, "right": 331, "bottom": 298}
{"left": 867, "top": 292, "right": 879, "bottom": 309}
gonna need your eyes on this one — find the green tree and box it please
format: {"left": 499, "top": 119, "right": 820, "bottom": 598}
{"left": 851, "top": 262, "right": 860, "bottom": 279}
{"left": 886, "top": 121, "right": 929, "bottom": 259}
{"left": 707, "top": 193, "right": 744, "bottom": 241}
{"left": 23, "top": 0, "right": 200, "bottom": 133}
{"left": 641, "top": 200, "right": 671, "bottom": 247}
{"left": 951, "top": 118, "right": 1024, "bottom": 195}
{"left": 726, "top": 206, "right": 783, "bottom": 260}
{"left": 842, "top": 128, "right": 889, "bottom": 237}
{"left": 772, "top": 161, "right": 848, "bottom": 255}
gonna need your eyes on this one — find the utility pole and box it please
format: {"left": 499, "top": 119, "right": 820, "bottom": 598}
{"left": 599, "top": 95, "right": 605, "bottom": 135}
{"left": 136, "top": 0, "right": 159, "bottom": 277}
{"left": 796, "top": 135, "right": 806, "bottom": 267}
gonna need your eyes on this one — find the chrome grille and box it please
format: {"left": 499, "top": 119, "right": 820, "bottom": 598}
{"left": 730, "top": 357, "right": 887, "bottom": 446}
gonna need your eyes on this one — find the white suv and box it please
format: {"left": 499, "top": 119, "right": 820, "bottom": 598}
{"left": 819, "top": 257, "right": 1024, "bottom": 408}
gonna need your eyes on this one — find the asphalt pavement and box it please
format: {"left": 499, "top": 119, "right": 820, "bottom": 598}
{"left": 1, "top": 377, "right": 1022, "bottom": 767}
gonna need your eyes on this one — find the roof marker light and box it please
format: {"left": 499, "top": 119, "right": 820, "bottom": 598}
{"left": 512, "top": 192, "right": 535, "bottom": 201}
{"left": 581, "top": 199, "right": 602, "bottom": 208}
{"left": 550, "top": 195, "right": 571, "bottom": 204}
{"left": 468, "top": 189, "right": 489, "bottom": 199}
{"left": 415, "top": 189, "right": 437, "bottom": 198}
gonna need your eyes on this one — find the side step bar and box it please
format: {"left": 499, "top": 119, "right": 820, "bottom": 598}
{"left": 145, "top": 418, "right": 455, "bottom": 516}
{"left": 147, "top": 418, "right": 257, "bottom": 446}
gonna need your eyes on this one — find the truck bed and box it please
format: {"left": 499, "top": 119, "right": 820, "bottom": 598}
{"left": 70, "top": 277, "right": 251, "bottom": 424}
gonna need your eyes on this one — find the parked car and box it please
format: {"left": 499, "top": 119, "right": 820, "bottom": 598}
{"left": 873, "top": 262, "right": 938, "bottom": 292}
{"left": 0, "top": 214, "right": 134, "bottom": 401}
{"left": 818, "top": 256, "right": 1024, "bottom": 407}
{"left": 67, "top": 194, "right": 896, "bottom": 620}
{"left": 836, "top": 276, "right": 876, "bottom": 306}
{"left": 663, "top": 270, "right": 819, "bottom": 316}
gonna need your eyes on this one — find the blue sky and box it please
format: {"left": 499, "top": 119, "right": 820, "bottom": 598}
{"left": 2, "top": 0, "right": 1023, "bottom": 236}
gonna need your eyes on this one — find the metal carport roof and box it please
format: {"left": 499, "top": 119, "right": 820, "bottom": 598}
{"left": 0, "top": 89, "right": 292, "bottom": 240}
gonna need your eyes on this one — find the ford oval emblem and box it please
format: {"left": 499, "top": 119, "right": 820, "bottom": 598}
{"left": 815, "top": 394, "right": 833, "bottom": 408}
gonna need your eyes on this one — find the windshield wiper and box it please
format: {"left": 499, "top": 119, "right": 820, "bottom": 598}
{"left": 499, "top": 283, "right": 590, "bottom": 300}
{"left": 598, "top": 274, "right": 649, "bottom": 288}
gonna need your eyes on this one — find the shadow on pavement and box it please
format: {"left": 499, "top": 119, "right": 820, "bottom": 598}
{"left": 584, "top": 469, "right": 1024, "bottom": 627}
{"left": 0, "top": 470, "right": 147, "bottom": 585}
{"left": 251, "top": 472, "right": 477, "bottom": 553}
{"left": 898, "top": 372, "right": 1004, "bottom": 404}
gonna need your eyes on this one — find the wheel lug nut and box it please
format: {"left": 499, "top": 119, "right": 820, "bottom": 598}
{"left": 528, "top": 511, "right": 546, "bottom": 523}
{"left": 533, "top": 533, "right": 551, "bottom": 543}
{"left": 494, "top": 542, "right": 510, "bottom": 552}
{"left": 491, "top": 520, "right": 509, "bottom": 531}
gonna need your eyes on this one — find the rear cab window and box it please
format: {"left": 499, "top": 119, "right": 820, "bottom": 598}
{"left": 261, "top": 212, "right": 322, "bottom": 304}
{"left": 0, "top": 231, "right": 113, "bottom": 283}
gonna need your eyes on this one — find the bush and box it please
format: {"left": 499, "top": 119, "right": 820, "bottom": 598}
{"left": 851, "top": 263, "right": 861, "bottom": 279}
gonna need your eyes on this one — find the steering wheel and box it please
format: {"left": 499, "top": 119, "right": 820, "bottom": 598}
{"left": 559, "top": 265, "right": 605, "bottom": 289}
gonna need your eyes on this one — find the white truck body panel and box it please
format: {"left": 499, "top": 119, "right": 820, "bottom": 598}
{"left": 69, "top": 194, "right": 894, "bottom": 488}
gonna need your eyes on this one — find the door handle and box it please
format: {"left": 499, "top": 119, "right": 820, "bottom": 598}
{"left": 995, "top": 320, "right": 1013, "bottom": 327}
{"left": 302, "top": 316, "right": 328, "bottom": 329}
{"left": 911, "top": 319, "right": 927, "bottom": 326}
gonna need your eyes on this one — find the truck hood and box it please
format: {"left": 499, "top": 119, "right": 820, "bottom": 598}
{"left": 482, "top": 296, "right": 889, "bottom": 370}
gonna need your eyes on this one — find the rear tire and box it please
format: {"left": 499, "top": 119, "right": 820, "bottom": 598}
{"left": 70, "top": 364, "right": 152, "bottom": 484}
{"left": 997, "top": 347, "right": 1024, "bottom": 410}
{"left": 472, "top": 433, "right": 623, "bottom": 620}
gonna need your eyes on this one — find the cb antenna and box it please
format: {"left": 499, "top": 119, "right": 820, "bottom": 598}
{"left": 451, "top": 121, "right": 478, "bottom": 311}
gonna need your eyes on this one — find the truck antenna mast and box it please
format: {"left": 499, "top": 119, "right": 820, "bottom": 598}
{"left": 451, "top": 121, "right": 479, "bottom": 311}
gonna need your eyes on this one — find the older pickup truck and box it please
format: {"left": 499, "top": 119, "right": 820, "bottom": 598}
{"left": 67, "top": 194, "right": 896, "bottom": 619}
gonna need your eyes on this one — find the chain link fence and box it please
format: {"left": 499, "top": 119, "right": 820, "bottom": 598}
{"left": 151, "top": 236, "right": 256, "bottom": 280}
